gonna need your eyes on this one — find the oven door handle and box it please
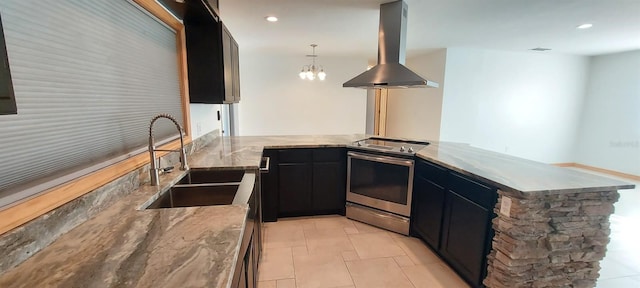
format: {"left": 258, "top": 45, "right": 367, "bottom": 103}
{"left": 348, "top": 151, "right": 414, "bottom": 167}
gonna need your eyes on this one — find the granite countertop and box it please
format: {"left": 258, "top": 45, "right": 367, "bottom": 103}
{"left": 0, "top": 169, "right": 248, "bottom": 288}
{"left": 0, "top": 135, "right": 363, "bottom": 288}
{"left": 0, "top": 134, "right": 633, "bottom": 287}
{"left": 188, "top": 134, "right": 365, "bottom": 169}
{"left": 417, "top": 141, "right": 635, "bottom": 195}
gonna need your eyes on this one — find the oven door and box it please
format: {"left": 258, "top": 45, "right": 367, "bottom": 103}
{"left": 347, "top": 151, "right": 414, "bottom": 217}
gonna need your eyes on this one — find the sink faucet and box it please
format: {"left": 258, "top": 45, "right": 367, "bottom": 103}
{"left": 148, "top": 114, "right": 188, "bottom": 186}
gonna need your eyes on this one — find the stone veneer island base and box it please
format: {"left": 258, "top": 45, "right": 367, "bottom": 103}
{"left": 484, "top": 189, "right": 620, "bottom": 288}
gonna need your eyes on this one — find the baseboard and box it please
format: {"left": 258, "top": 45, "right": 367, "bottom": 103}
{"left": 553, "top": 162, "right": 640, "bottom": 181}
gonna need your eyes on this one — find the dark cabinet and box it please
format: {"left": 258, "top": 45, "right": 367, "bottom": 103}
{"left": 222, "top": 25, "right": 240, "bottom": 103}
{"left": 184, "top": 6, "right": 240, "bottom": 104}
{"left": 440, "top": 172, "right": 496, "bottom": 288}
{"left": 312, "top": 162, "right": 345, "bottom": 212}
{"left": 261, "top": 149, "right": 278, "bottom": 222}
{"left": 232, "top": 172, "right": 260, "bottom": 288}
{"left": 0, "top": 14, "right": 16, "bottom": 115}
{"left": 278, "top": 161, "right": 312, "bottom": 215}
{"left": 261, "top": 148, "right": 346, "bottom": 220}
{"left": 411, "top": 176, "right": 445, "bottom": 250}
{"left": 411, "top": 159, "right": 496, "bottom": 288}
{"left": 411, "top": 159, "right": 447, "bottom": 250}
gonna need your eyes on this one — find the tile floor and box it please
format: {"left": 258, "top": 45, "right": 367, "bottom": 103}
{"left": 571, "top": 169, "right": 640, "bottom": 288}
{"left": 257, "top": 215, "right": 470, "bottom": 288}
{"left": 257, "top": 169, "right": 639, "bottom": 288}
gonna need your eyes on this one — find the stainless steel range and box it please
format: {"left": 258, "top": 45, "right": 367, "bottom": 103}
{"left": 346, "top": 137, "right": 429, "bottom": 235}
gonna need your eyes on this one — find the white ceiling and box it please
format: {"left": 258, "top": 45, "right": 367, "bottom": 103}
{"left": 219, "top": 0, "right": 640, "bottom": 59}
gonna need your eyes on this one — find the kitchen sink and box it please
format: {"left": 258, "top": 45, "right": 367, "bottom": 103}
{"left": 144, "top": 169, "right": 255, "bottom": 209}
{"left": 146, "top": 184, "right": 240, "bottom": 208}
{"left": 177, "top": 169, "right": 245, "bottom": 184}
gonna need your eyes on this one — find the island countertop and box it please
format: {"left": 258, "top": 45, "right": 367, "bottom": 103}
{"left": 416, "top": 141, "right": 635, "bottom": 195}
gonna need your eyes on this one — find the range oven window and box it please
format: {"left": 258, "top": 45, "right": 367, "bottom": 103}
{"left": 348, "top": 153, "right": 413, "bottom": 206}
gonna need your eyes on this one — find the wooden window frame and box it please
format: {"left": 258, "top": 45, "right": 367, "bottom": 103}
{"left": 0, "top": 0, "right": 191, "bottom": 236}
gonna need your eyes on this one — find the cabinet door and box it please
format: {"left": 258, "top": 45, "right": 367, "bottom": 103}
{"left": 185, "top": 18, "right": 225, "bottom": 104}
{"left": 261, "top": 150, "right": 278, "bottom": 222}
{"left": 222, "top": 26, "right": 234, "bottom": 104}
{"left": 278, "top": 163, "right": 312, "bottom": 215}
{"left": 246, "top": 236, "right": 256, "bottom": 288}
{"left": 231, "top": 38, "right": 240, "bottom": 102}
{"left": 312, "top": 162, "right": 345, "bottom": 213}
{"left": 440, "top": 191, "right": 491, "bottom": 287}
{"left": 411, "top": 175, "right": 445, "bottom": 250}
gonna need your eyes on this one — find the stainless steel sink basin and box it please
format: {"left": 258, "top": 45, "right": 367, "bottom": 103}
{"left": 143, "top": 169, "right": 255, "bottom": 209}
{"left": 177, "top": 169, "right": 245, "bottom": 184}
{"left": 146, "top": 184, "right": 239, "bottom": 208}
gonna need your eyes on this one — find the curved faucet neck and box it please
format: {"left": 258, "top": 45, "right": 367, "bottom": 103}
{"left": 148, "top": 114, "right": 189, "bottom": 186}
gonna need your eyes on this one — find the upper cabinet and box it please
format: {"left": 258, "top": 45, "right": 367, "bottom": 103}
{"left": 169, "top": 0, "right": 240, "bottom": 104}
{"left": 0, "top": 13, "right": 17, "bottom": 115}
{"left": 222, "top": 24, "right": 240, "bottom": 103}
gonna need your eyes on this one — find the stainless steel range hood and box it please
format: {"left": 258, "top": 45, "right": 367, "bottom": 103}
{"left": 343, "top": 0, "right": 439, "bottom": 89}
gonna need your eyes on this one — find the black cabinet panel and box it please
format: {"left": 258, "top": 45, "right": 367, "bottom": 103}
{"left": 441, "top": 191, "right": 491, "bottom": 286}
{"left": 261, "top": 149, "right": 278, "bottom": 222}
{"left": 264, "top": 148, "right": 346, "bottom": 219}
{"left": 312, "top": 162, "right": 345, "bottom": 213}
{"left": 448, "top": 172, "right": 494, "bottom": 209}
{"left": 184, "top": 10, "right": 240, "bottom": 104}
{"left": 415, "top": 159, "right": 448, "bottom": 187}
{"left": 313, "top": 148, "right": 344, "bottom": 162}
{"left": 279, "top": 149, "right": 312, "bottom": 163}
{"left": 412, "top": 158, "right": 496, "bottom": 288}
{"left": 0, "top": 14, "right": 16, "bottom": 115}
{"left": 411, "top": 175, "right": 445, "bottom": 250}
{"left": 278, "top": 163, "right": 312, "bottom": 215}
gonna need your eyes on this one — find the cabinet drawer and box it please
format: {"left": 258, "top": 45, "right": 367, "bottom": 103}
{"left": 278, "top": 149, "right": 312, "bottom": 163}
{"left": 312, "top": 148, "right": 345, "bottom": 162}
{"left": 416, "top": 159, "right": 448, "bottom": 186}
{"left": 448, "top": 173, "right": 496, "bottom": 209}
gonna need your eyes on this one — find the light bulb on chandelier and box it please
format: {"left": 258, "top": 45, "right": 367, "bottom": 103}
{"left": 298, "top": 44, "right": 326, "bottom": 81}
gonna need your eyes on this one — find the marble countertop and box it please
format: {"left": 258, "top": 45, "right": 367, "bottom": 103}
{"left": 0, "top": 135, "right": 363, "bottom": 288}
{"left": 416, "top": 141, "right": 635, "bottom": 195}
{"left": 0, "top": 169, "right": 248, "bottom": 288}
{"left": 190, "top": 134, "right": 633, "bottom": 195}
{"left": 188, "top": 135, "right": 365, "bottom": 169}
{"left": 0, "top": 134, "right": 633, "bottom": 287}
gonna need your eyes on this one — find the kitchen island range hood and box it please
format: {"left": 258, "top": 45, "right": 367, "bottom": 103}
{"left": 343, "top": 0, "right": 439, "bottom": 89}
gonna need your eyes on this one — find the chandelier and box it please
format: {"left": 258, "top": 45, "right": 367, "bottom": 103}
{"left": 298, "top": 44, "right": 326, "bottom": 81}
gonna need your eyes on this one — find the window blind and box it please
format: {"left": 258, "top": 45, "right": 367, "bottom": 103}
{"left": 0, "top": 0, "right": 183, "bottom": 207}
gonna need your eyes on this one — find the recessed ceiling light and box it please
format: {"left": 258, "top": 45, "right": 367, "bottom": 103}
{"left": 577, "top": 23, "right": 593, "bottom": 29}
{"left": 265, "top": 16, "right": 278, "bottom": 22}
{"left": 530, "top": 47, "right": 552, "bottom": 52}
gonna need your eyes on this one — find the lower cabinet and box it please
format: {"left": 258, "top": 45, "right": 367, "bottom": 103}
{"left": 411, "top": 159, "right": 496, "bottom": 288}
{"left": 232, "top": 172, "right": 261, "bottom": 288}
{"left": 261, "top": 148, "right": 346, "bottom": 220}
{"left": 261, "top": 149, "right": 278, "bottom": 222}
{"left": 312, "top": 161, "right": 345, "bottom": 212}
{"left": 411, "top": 174, "right": 445, "bottom": 249}
{"left": 277, "top": 148, "right": 313, "bottom": 216}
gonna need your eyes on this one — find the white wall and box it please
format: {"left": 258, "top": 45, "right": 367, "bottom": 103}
{"left": 575, "top": 50, "right": 640, "bottom": 175}
{"left": 189, "top": 104, "right": 222, "bottom": 139}
{"left": 385, "top": 49, "right": 447, "bottom": 141}
{"left": 237, "top": 50, "right": 368, "bottom": 136}
{"left": 440, "top": 48, "right": 589, "bottom": 163}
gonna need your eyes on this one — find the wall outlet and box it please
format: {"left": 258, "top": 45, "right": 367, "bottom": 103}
{"left": 500, "top": 196, "right": 512, "bottom": 217}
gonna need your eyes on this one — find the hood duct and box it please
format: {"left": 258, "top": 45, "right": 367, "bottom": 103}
{"left": 343, "top": 0, "right": 439, "bottom": 89}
